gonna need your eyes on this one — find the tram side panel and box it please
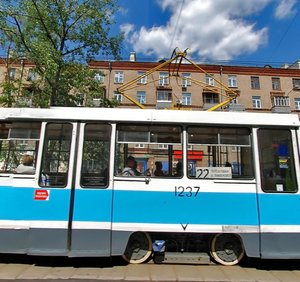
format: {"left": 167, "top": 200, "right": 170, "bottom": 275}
{"left": 111, "top": 178, "right": 260, "bottom": 258}
{"left": 111, "top": 123, "right": 260, "bottom": 260}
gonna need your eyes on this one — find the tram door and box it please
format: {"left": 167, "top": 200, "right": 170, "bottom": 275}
{"left": 70, "top": 123, "right": 113, "bottom": 256}
{"left": 257, "top": 128, "right": 300, "bottom": 258}
{"left": 26, "top": 122, "right": 77, "bottom": 254}
{"left": 27, "top": 122, "right": 112, "bottom": 256}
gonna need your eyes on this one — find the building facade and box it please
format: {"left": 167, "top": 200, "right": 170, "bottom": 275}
{"left": 0, "top": 58, "right": 38, "bottom": 107}
{"left": 1, "top": 56, "right": 300, "bottom": 114}
{"left": 89, "top": 57, "right": 300, "bottom": 114}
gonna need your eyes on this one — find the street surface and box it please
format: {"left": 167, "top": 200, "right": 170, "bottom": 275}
{"left": 0, "top": 255, "right": 300, "bottom": 281}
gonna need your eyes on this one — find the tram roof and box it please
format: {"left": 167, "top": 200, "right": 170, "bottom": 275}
{"left": 0, "top": 107, "right": 299, "bottom": 127}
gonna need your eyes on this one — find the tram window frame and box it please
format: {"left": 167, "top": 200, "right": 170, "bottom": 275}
{"left": 39, "top": 123, "right": 73, "bottom": 188}
{"left": 80, "top": 123, "right": 111, "bottom": 188}
{"left": 0, "top": 122, "right": 41, "bottom": 173}
{"left": 257, "top": 128, "right": 297, "bottom": 193}
{"left": 187, "top": 126, "right": 254, "bottom": 179}
{"left": 115, "top": 124, "right": 183, "bottom": 178}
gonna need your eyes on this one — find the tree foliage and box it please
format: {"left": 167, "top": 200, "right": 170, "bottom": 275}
{"left": 0, "top": 0, "right": 123, "bottom": 107}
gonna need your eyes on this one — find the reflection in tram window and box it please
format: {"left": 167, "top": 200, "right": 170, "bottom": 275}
{"left": 39, "top": 123, "right": 72, "bottom": 187}
{"left": 0, "top": 122, "right": 41, "bottom": 173}
{"left": 81, "top": 123, "right": 111, "bottom": 188}
{"left": 187, "top": 127, "right": 253, "bottom": 179}
{"left": 115, "top": 124, "right": 182, "bottom": 177}
{"left": 258, "top": 128, "right": 297, "bottom": 193}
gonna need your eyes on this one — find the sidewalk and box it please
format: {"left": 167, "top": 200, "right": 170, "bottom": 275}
{"left": 1, "top": 261, "right": 300, "bottom": 281}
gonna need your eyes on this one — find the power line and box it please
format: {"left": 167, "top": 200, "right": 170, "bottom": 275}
{"left": 267, "top": 8, "right": 299, "bottom": 62}
{"left": 168, "top": 0, "right": 185, "bottom": 55}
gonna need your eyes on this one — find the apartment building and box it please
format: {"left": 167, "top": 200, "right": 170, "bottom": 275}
{"left": 1, "top": 56, "right": 300, "bottom": 113}
{"left": 89, "top": 56, "right": 300, "bottom": 114}
{"left": 0, "top": 58, "right": 38, "bottom": 106}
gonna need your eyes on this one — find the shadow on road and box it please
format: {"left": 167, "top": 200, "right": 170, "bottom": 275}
{"left": 241, "top": 257, "right": 300, "bottom": 271}
{"left": 0, "top": 254, "right": 127, "bottom": 268}
{"left": 0, "top": 254, "right": 300, "bottom": 271}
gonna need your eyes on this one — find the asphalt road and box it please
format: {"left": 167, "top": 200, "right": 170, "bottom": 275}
{"left": 0, "top": 255, "right": 300, "bottom": 281}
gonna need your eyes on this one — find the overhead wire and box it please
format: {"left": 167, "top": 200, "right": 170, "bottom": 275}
{"left": 168, "top": 0, "right": 185, "bottom": 56}
{"left": 267, "top": 7, "right": 299, "bottom": 62}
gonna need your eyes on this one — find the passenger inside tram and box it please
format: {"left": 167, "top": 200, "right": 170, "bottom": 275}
{"left": 154, "top": 161, "right": 164, "bottom": 176}
{"left": 15, "top": 154, "right": 35, "bottom": 174}
{"left": 122, "top": 156, "right": 140, "bottom": 176}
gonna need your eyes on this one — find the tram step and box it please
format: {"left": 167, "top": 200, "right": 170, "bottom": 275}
{"left": 154, "top": 252, "right": 211, "bottom": 265}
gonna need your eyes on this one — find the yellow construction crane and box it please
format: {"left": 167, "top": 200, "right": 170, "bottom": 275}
{"left": 117, "top": 48, "right": 239, "bottom": 111}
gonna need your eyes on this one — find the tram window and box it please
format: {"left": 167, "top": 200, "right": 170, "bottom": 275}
{"left": 0, "top": 122, "right": 41, "bottom": 173}
{"left": 117, "top": 125, "right": 148, "bottom": 142}
{"left": 115, "top": 124, "right": 182, "bottom": 177}
{"left": 258, "top": 129, "right": 297, "bottom": 193}
{"left": 80, "top": 123, "right": 111, "bottom": 188}
{"left": 39, "top": 123, "right": 72, "bottom": 187}
{"left": 187, "top": 126, "right": 253, "bottom": 179}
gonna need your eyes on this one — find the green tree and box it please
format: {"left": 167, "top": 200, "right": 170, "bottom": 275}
{"left": 0, "top": 0, "right": 123, "bottom": 107}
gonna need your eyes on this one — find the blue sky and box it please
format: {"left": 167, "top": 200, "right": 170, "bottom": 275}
{"left": 116, "top": 0, "right": 300, "bottom": 67}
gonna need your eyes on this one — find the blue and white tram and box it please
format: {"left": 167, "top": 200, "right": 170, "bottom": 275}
{"left": 0, "top": 107, "right": 299, "bottom": 265}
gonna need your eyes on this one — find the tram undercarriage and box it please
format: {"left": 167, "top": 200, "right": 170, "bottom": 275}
{"left": 122, "top": 231, "right": 245, "bottom": 266}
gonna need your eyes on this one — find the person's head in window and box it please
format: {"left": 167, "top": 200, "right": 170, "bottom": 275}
{"left": 174, "top": 161, "right": 182, "bottom": 177}
{"left": 122, "top": 156, "right": 139, "bottom": 176}
{"left": 154, "top": 161, "right": 164, "bottom": 176}
{"left": 15, "top": 154, "right": 35, "bottom": 174}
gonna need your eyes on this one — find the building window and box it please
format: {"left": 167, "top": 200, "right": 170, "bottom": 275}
{"left": 272, "top": 96, "right": 290, "bottom": 107}
{"left": 228, "top": 75, "right": 237, "bottom": 88}
{"left": 135, "top": 143, "right": 145, "bottom": 148}
{"left": 159, "top": 72, "right": 169, "bottom": 86}
{"left": 114, "top": 71, "right": 124, "bottom": 84}
{"left": 182, "top": 93, "right": 192, "bottom": 105}
{"left": 294, "top": 98, "right": 300, "bottom": 110}
{"left": 8, "top": 68, "right": 16, "bottom": 80}
{"left": 77, "top": 94, "right": 84, "bottom": 106}
{"left": 158, "top": 144, "right": 168, "bottom": 149}
{"left": 157, "top": 90, "right": 172, "bottom": 101}
{"left": 27, "top": 69, "right": 38, "bottom": 81}
{"left": 252, "top": 96, "right": 262, "bottom": 108}
{"left": 230, "top": 98, "right": 238, "bottom": 105}
{"left": 137, "top": 91, "right": 146, "bottom": 104}
{"left": 182, "top": 73, "right": 191, "bottom": 87}
{"left": 205, "top": 74, "right": 214, "bottom": 86}
{"left": 137, "top": 71, "right": 147, "bottom": 84}
{"left": 113, "top": 91, "right": 122, "bottom": 102}
{"left": 95, "top": 73, "right": 104, "bottom": 83}
{"left": 251, "top": 76, "right": 260, "bottom": 89}
{"left": 292, "top": 78, "right": 300, "bottom": 90}
{"left": 272, "top": 77, "right": 281, "bottom": 90}
{"left": 203, "top": 93, "right": 219, "bottom": 104}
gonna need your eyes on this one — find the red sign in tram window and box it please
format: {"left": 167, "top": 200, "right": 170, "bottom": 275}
{"left": 173, "top": 150, "right": 203, "bottom": 160}
{"left": 34, "top": 189, "right": 50, "bottom": 201}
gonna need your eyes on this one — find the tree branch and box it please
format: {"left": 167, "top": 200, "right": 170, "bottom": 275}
{"left": 62, "top": 43, "right": 90, "bottom": 56}
{"left": 30, "top": 0, "right": 57, "bottom": 49}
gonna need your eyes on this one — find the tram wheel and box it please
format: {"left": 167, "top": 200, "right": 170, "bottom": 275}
{"left": 122, "top": 232, "right": 152, "bottom": 264}
{"left": 210, "top": 234, "right": 245, "bottom": 266}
